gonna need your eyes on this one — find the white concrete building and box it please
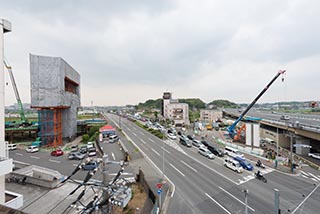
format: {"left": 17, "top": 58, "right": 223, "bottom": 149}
{"left": 162, "top": 92, "right": 189, "bottom": 126}
{"left": 0, "top": 18, "right": 14, "bottom": 206}
{"left": 200, "top": 109, "right": 222, "bottom": 123}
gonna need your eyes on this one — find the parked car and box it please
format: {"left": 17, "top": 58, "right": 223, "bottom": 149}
{"left": 51, "top": 149, "right": 64, "bottom": 156}
{"left": 234, "top": 156, "right": 254, "bottom": 171}
{"left": 108, "top": 135, "right": 119, "bottom": 143}
{"left": 224, "top": 158, "right": 243, "bottom": 173}
{"left": 88, "top": 148, "right": 97, "bottom": 157}
{"left": 192, "top": 140, "right": 203, "bottom": 148}
{"left": 71, "top": 145, "right": 78, "bottom": 152}
{"left": 68, "top": 152, "right": 86, "bottom": 160}
{"left": 187, "top": 135, "right": 194, "bottom": 141}
{"left": 87, "top": 142, "right": 94, "bottom": 149}
{"left": 26, "top": 145, "right": 39, "bottom": 153}
{"left": 308, "top": 153, "right": 320, "bottom": 160}
{"left": 201, "top": 141, "right": 211, "bottom": 147}
{"left": 207, "top": 145, "right": 224, "bottom": 157}
{"left": 82, "top": 161, "right": 99, "bottom": 171}
{"left": 167, "top": 133, "right": 177, "bottom": 140}
{"left": 79, "top": 146, "right": 88, "bottom": 154}
{"left": 198, "top": 147, "right": 215, "bottom": 159}
{"left": 179, "top": 137, "right": 192, "bottom": 147}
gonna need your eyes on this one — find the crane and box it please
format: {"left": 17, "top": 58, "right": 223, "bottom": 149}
{"left": 4, "top": 59, "right": 29, "bottom": 126}
{"left": 227, "top": 70, "right": 286, "bottom": 137}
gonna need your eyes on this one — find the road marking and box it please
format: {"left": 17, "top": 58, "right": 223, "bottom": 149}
{"left": 301, "top": 171, "right": 309, "bottom": 176}
{"left": 141, "top": 139, "right": 147, "bottom": 144}
{"left": 148, "top": 138, "right": 155, "bottom": 143}
{"left": 49, "top": 159, "right": 61, "bottom": 163}
{"left": 15, "top": 153, "right": 23, "bottom": 156}
{"left": 127, "top": 127, "right": 132, "bottom": 131}
{"left": 169, "top": 163, "right": 185, "bottom": 177}
{"left": 308, "top": 172, "right": 320, "bottom": 181}
{"left": 139, "top": 131, "right": 145, "bottom": 136}
{"left": 218, "top": 187, "right": 255, "bottom": 212}
{"left": 311, "top": 178, "right": 318, "bottom": 182}
{"left": 73, "top": 164, "right": 78, "bottom": 167}
{"left": 301, "top": 174, "right": 308, "bottom": 179}
{"left": 151, "top": 148, "right": 160, "bottom": 157}
{"left": 132, "top": 132, "right": 137, "bottom": 136}
{"left": 112, "top": 152, "right": 116, "bottom": 160}
{"left": 162, "top": 147, "right": 171, "bottom": 154}
{"left": 30, "top": 156, "right": 40, "bottom": 159}
{"left": 180, "top": 160, "right": 198, "bottom": 173}
{"left": 205, "top": 193, "right": 231, "bottom": 214}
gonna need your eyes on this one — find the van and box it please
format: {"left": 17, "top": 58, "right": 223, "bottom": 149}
{"left": 224, "top": 146, "right": 244, "bottom": 158}
{"left": 8, "top": 144, "right": 17, "bottom": 151}
{"left": 26, "top": 145, "right": 39, "bottom": 153}
{"left": 224, "top": 158, "right": 243, "bottom": 173}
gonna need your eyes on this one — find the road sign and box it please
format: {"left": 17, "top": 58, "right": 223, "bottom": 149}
{"left": 156, "top": 183, "right": 162, "bottom": 189}
{"left": 157, "top": 189, "right": 162, "bottom": 195}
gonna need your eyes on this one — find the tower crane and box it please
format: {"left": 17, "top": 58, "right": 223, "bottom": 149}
{"left": 227, "top": 70, "right": 286, "bottom": 137}
{"left": 4, "top": 59, "right": 29, "bottom": 126}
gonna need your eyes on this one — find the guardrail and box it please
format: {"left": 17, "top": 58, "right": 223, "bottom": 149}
{"left": 263, "top": 119, "right": 320, "bottom": 133}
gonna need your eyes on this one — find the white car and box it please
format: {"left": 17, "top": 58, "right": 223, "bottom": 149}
{"left": 26, "top": 145, "right": 39, "bottom": 153}
{"left": 167, "top": 133, "right": 177, "bottom": 140}
{"left": 198, "top": 147, "right": 215, "bottom": 159}
{"left": 308, "top": 153, "right": 320, "bottom": 160}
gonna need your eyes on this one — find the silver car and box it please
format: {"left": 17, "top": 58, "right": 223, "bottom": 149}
{"left": 198, "top": 147, "right": 215, "bottom": 159}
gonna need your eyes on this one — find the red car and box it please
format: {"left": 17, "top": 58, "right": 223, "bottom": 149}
{"left": 51, "top": 149, "right": 64, "bottom": 156}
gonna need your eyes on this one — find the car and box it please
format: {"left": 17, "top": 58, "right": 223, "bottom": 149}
{"left": 68, "top": 152, "right": 86, "bottom": 160}
{"left": 26, "top": 145, "right": 39, "bottom": 153}
{"left": 82, "top": 161, "right": 99, "bottom": 171}
{"left": 198, "top": 147, "right": 215, "bottom": 159}
{"left": 207, "top": 145, "right": 224, "bottom": 157}
{"left": 280, "top": 115, "right": 290, "bottom": 120}
{"left": 79, "top": 146, "right": 88, "bottom": 154}
{"left": 88, "top": 148, "right": 97, "bottom": 157}
{"left": 201, "top": 141, "right": 211, "bottom": 147}
{"left": 179, "top": 137, "right": 192, "bottom": 147}
{"left": 224, "top": 158, "right": 243, "bottom": 173}
{"left": 7, "top": 143, "right": 17, "bottom": 151}
{"left": 70, "top": 145, "right": 78, "bottom": 152}
{"left": 167, "top": 133, "right": 177, "bottom": 140}
{"left": 233, "top": 156, "right": 254, "bottom": 171}
{"left": 87, "top": 142, "right": 94, "bottom": 149}
{"left": 51, "top": 149, "right": 64, "bottom": 156}
{"left": 308, "top": 153, "right": 320, "bottom": 160}
{"left": 187, "top": 135, "right": 194, "bottom": 141}
{"left": 192, "top": 140, "right": 203, "bottom": 148}
{"left": 108, "top": 134, "right": 119, "bottom": 143}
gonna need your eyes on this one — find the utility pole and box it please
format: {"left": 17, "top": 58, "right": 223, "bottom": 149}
{"left": 243, "top": 189, "right": 248, "bottom": 214}
{"left": 276, "top": 127, "right": 279, "bottom": 169}
{"left": 102, "top": 154, "right": 110, "bottom": 213}
{"left": 275, "top": 189, "right": 280, "bottom": 214}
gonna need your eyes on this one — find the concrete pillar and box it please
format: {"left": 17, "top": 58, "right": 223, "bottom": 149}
{"left": 295, "top": 137, "right": 310, "bottom": 155}
{"left": 0, "top": 18, "right": 12, "bottom": 205}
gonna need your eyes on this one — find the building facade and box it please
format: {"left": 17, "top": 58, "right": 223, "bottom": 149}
{"left": 200, "top": 109, "right": 222, "bottom": 123}
{"left": 162, "top": 92, "right": 189, "bottom": 126}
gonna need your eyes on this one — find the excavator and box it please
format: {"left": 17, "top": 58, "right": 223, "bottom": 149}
{"left": 4, "top": 59, "right": 31, "bottom": 127}
{"left": 227, "top": 70, "right": 286, "bottom": 139}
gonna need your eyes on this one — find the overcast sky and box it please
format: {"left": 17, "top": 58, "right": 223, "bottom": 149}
{"left": 1, "top": 0, "right": 320, "bottom": 106}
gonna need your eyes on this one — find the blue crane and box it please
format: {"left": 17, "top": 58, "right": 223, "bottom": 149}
{"left": 227, "top": 70, "right": 286, "bottom": 137}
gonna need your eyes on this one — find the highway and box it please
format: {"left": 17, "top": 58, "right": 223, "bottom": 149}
{"left": 107, "top": 113, "right": 320, "bottom": 214}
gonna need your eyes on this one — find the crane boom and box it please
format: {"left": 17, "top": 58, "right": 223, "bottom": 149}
{"left": 227, "top": 70, "right": 286, "bottom": 136}
{"left": 3, "top": 59, "right": 27, "bottom": 122}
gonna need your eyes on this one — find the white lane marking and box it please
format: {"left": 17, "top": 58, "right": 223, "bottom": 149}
{"left": 180, "top": 160, "right": 198, "bottom": 173}
{"left": 141, "top": 139, "right": 147, "bottom": 144}
{"left": 127, "top": 127, "right": 132, "bottom": 132}
{"left": 132, "top": 132, "right": 137, "bottom": 136}
{"left": 49, "top": 159, "right": 61, "bottom": 163}
{"left": 218, "top": 187, "right": 255, "bottom": 212}
{"left": 301, "top": 174, "right": 308, "bottom": 179}
{"left": 151, "top": 148, "right": 160, "bottom": 157}
{"left": 148, "top": 138, "right": 155, "bottom": 143}
{"left": 110, "top": 172, "right": 133, "bottom": 176}
{"left": 162, "top": 147, "right": 171, "bottom": 154}
{"left": 308, "top": 172, "right": 320, "bottom": 181}
{"left": 205, "top": 193, "right": 231, "bottom": 214}
{"left": 73, "top": 164, "right": 78, "bottom": 167}
{"left": 140, "top": 131, "right": 145, "bottom": 136}
{"left": 112, "top": 152, "right": 116, "bottom": 160}
{"left": 30, "top": 156, "right": 40, "bottom": 159}
{"left": 311, "top": 178, "right": 318, "bottom": 182}
{"left": 300, "top": 171, "right": 309, "bottom": 176}
{"left": 169, "top": 163, "right": 185, "bottom": 177}
{"left": 15, "top": 153, "right": 23, "bottom": 156}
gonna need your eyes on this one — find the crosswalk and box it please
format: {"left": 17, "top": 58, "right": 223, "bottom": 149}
{"left": 164, "top": 139, "right": 187, "bottom": 155}
{"left": 300, "top": 170, "right": 320, "bottom": 182}
{"left": 238, "top": 168, "right": 274, "bottom": 184}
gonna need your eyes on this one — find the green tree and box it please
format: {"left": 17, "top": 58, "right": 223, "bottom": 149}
{"left": 82, "top": 134, "right": 90, "bottom": 142}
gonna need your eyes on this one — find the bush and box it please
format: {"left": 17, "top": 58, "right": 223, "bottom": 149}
{"left": 82, "top": 134, "right": 90, "bottom": 142}
{"left": 88, "top": 126, "right": 100, "bottom": 137}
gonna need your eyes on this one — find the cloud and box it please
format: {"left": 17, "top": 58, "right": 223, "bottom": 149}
{"left": 1, "top": 0, "right": 320, "bottom": 106}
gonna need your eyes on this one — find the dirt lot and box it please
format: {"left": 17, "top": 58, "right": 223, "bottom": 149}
{"left": 113, "top": 184, "right": 147, "bottom": 214}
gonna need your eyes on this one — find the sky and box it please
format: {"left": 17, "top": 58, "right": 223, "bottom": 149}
{"left": 1, "top": 0, "right": 320, "bottom": 106}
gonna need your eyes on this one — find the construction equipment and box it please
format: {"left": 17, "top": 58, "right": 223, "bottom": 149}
{"left": 227, "top": 70, "right": 286, "bottom": 137}
{"left": 4, "top": 59, "right": 30, "bottom": 127}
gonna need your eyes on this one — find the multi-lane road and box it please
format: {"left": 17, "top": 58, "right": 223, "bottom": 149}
{"left": 107, "top": 113, "right": 320, "bottom": 214}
